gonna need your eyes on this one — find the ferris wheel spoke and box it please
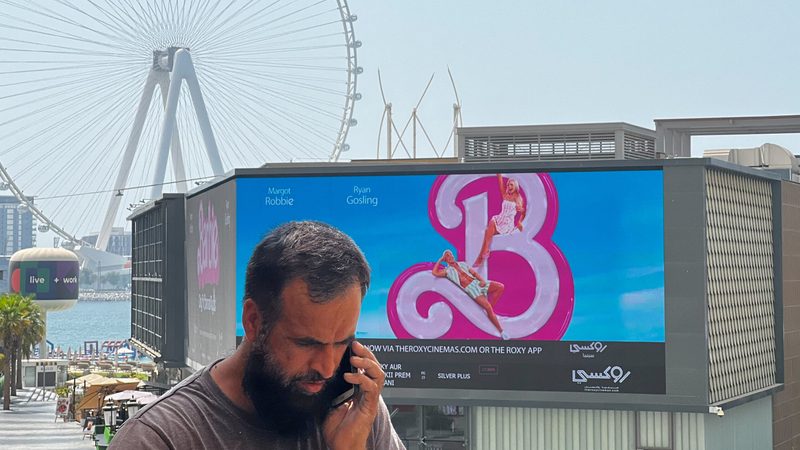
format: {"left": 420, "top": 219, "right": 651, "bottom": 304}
{"left": 185, "top": 0, "right": 244, "bottom": 48}
{"left": 117, "top": 1, "right": 164, "bottom": 50}
{"left": 200, "top": 65, "right": 345, "bottom": 114}
{"left": 213, "top": 75, "right": 345, "bottom": 127}
{"left": 195, "top": 0, "right": 264, "bottom": 42}
{"left": 0, "top": 63, "right": 138, "bottom": 92}
{"left": 89, "top": 2, "right": 153, "bottom": 52}
{"left": 193, "top": 0, "right": 300, "bottom": 50}
{"left": 0, "top": 61, "right": 129, "bottom": 76}
{"left": 216, "top": 11, "right": 341, "bottom": 50}
{"left": 4, "top": 70, "right": 142, "bottom": 165}
{"left": 0, "top": 0, "right": 358, "bottom": 243}
{"left": 200, "top": 66, "right": 343, "bottom": 137}
{"left": 0, "top": 21, "right": 130, "bottom": 55}
{"left": 203, "top": 5, "right": 338, "bottom": 52}
{"left": 202, "top": 64, "right": 347, "bottom": 95}
{"left": 224, "top": 98, "right": 333, "bottom": 162}
{"left": 13, "top": 84, "right": 139, "bottom": 183}
{"left": 201, "top": 63, "right": 346, "bottom": 99}
{"left": 175, "top": 102, "right": 207, "bottom": 177}
{"left": 196, "top": 102, "right": 254, "bottom": 165}
{"left": 0, "top": 37, "right": 136, "bottom": 59}
{"left": 53, "top": 0, "right": 145, "bottom": 50}
{"left": 205, "top": 84, "right": 312, "bottom": 162}
{"left": 0, "top": 67, "right": 139, "bottom": 103}
{"left": 2, "top": 75, "right": 140, "bottom": 156}
{"left": 199, "top": 85, "right": 283, "bottom": 163}
{"left": 0, "top": 2, "right": 140, "bottom": 52}
{"left": 0, "top": 67, "right": 140, "bottom": 128}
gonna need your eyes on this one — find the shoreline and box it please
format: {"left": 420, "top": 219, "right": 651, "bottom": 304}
{"left": 77, "top": 291, "right": 131, "bottom": 301}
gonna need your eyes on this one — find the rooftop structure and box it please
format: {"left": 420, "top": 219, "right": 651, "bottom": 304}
{"left": 457, "top": 122, "right": 656, "bottom": 162}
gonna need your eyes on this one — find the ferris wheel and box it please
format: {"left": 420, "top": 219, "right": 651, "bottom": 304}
{"left": 0, "top": 0, "right": 360, "bottom": 250}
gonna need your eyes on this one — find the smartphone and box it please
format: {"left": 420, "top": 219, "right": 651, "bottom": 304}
{"left": 330, "top": 344, "right": 358, "bottom": 407}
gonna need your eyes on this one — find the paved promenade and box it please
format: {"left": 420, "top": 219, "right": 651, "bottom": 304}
{"left": 0, "top": 388, "right": 94, "bottom": 449}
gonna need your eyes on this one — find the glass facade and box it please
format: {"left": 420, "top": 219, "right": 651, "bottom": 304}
{"left": 81, "top": 227, "right": 132, "bottom": 256}
{"left": 0, "top": 195, "right": 36, "bottom": 255}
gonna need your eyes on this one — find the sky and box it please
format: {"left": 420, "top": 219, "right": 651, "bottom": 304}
{"left": 1, "top": 0, "right": 798, "bottom": 246}
{"left": 343, "top": 0, "right": 800, "bottom": 160}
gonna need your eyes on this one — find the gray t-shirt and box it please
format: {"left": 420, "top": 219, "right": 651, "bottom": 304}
{"left": 109, "top": 361, "right": 405, "bottom": 449}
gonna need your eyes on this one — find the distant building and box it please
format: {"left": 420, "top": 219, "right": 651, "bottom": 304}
{"left": 0, "top": 256, "right": 8, "bottom": 293}
{"left": 81, "top": 227, "right": 132, "bottom": 257}
{"left": 0, "top": 195, "right": 36, "bottom": 254}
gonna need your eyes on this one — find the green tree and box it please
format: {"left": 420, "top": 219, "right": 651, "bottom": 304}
{"left": 0, "top": 293, "right": 44, "bottom": 410}
{"left": 107, "top": 271, "right": 121, "bottom": 289}
{"left": 80, "top": 269, "right": 96, "bottom": 287}
{"left": 15, "top": 311, "right": 44, "bottom": 394}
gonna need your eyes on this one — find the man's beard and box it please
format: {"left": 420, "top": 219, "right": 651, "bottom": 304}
{"left": 241, "top": 339, "right": 338, "bottom": 439}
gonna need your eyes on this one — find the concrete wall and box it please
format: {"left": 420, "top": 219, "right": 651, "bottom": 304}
{"left": 774, "top": 181, "right": 800, "bottom": 450}
{"left": 706, "top": 396, "right": 773, "bottom": 450}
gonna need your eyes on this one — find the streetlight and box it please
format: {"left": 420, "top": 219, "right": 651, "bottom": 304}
{"left": 125, "top": 396, "right": 141, "bottom": 418}
{"left": 102, "top": 400, "right": 117, "bottom": 431}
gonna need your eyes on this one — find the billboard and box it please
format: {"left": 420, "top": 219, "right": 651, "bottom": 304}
{"left": 234, "top": 169, "right": 666, "bottom": 395}
{"left": 185, "top": 179, "right": 237, "bottom": 368}
{"left": 10, "top": 260, "right": 79, "bottom": 301}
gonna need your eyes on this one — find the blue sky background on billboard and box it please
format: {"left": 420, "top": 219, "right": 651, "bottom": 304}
{"left": 235, "top": 170, "right": 665, "bottom": 342}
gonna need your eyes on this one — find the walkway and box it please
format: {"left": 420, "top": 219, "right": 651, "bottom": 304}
{"left": 0, "top": 388, "right": 94, "bottom": 449}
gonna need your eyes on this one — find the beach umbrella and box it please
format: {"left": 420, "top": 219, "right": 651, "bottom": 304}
{"left": 76, "top": 380, "right": 140, "bottom": 413}
{"left": 105, "top": 390, "right": 156, "bottom": 402}
{"left": 66, "top": 373, "right": 110, "bottom": 386}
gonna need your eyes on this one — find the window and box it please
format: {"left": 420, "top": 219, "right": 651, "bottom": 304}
{"left": 387, "top": 404, "right": 468, "bottom": 449}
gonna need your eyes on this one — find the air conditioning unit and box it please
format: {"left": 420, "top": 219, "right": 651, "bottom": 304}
{"left": 703, "top": 143, "right": 799, "bottom": 177}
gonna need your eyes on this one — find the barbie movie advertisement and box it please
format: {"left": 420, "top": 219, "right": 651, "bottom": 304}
{"left": 235, "top": 170, "right": 666, "bottom": 394}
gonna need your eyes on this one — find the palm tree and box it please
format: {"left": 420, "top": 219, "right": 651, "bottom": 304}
{"left": 12, "top": 299, "right": 44, "bottom": 396}
{"left": 15, "top": 315, "right": 43, "bottom": 392}
{"left": 0, "top": 293, "right": 44, "bottom": 410}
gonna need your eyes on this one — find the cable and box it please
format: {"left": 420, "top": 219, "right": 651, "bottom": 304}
{"left": 36, "top": 176, "right": 218, "bottom": 201}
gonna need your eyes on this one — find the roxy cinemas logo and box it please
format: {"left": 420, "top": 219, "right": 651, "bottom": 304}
{"left": 569, "top": 341, "right": 607, "bottom": 358}
{"left": 571, "top": 366, "right": 631, "bottom": 385}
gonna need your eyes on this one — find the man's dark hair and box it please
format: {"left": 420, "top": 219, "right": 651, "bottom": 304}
{"left": 244, "top": 221, "right": 370, "bottom": 335}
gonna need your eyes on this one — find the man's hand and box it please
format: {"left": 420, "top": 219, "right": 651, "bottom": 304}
{"left": 323, "top": 341, "right": 386, "bottom": 450}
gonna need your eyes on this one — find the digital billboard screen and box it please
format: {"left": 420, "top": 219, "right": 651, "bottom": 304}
{"left": 235, "top": 170, "right": 665, "bottom": 395}
{"left": 10, "top": 260, "right": 79, "bottom": 301}
{"left": 185, "top": 179, "right": 238, "bottom": 369}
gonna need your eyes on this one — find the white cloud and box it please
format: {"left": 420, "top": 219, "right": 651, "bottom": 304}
{"left": 620, "top": 287, "right": 664, "bottom": 308}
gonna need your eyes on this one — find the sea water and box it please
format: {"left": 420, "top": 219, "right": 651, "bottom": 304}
{"left": 46, "top": 299, "right": 131, "bottom": 352}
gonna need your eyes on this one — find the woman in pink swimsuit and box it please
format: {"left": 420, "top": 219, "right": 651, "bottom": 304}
{"left": 472, "top": 173, "right": 526, "bottom": 267}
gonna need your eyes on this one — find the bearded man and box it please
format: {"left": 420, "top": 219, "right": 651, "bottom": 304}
{"left": 110, "top": 221, "right": 404, "bottom": 449}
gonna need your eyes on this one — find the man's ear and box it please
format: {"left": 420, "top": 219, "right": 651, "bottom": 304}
{"left": 242, "top": 298, "right": 262, "bottom": 343}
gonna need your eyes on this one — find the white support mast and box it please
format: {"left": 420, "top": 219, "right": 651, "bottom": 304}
{"left": 151, "top": 48, "right": 224, "bottom": 199}
{"left": 97, "top": 47, "right": 222, "bottom": 251}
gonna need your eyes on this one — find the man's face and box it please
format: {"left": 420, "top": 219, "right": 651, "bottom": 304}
{"left": 242, "top": 278, "right": 362, "bottom": 437}
{"left": 443, "top": 250, "right": 455, "bottom": 264}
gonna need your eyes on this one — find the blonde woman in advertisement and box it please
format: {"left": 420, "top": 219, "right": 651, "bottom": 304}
{"left": 472, "top": 173, "right": 526, "bottom": 267}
